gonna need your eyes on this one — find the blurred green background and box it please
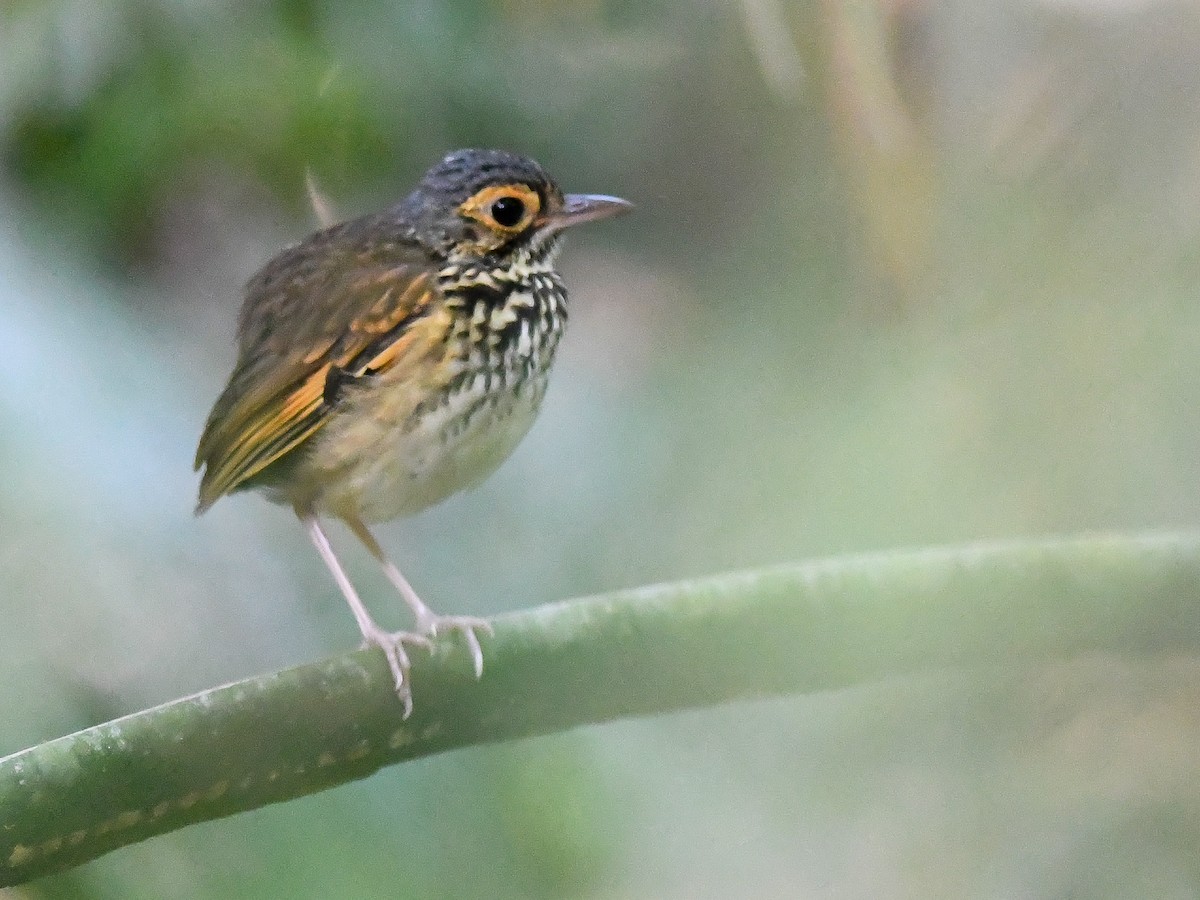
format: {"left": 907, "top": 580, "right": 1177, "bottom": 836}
{"left": 4, "top": 0, "right": 1200, "bottom": 896}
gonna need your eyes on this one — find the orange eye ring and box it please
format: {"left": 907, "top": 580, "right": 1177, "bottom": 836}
{"left": 459, "top": 183, "right": 542, "bottom": 232}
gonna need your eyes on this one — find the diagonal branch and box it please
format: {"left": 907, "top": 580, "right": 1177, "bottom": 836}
{"left": 4, "top": 534, "right": 1200, "bottom": 885}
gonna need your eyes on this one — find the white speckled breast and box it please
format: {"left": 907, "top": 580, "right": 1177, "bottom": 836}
{"left": 303, "top": 253, "right": 568, "bottom": 523}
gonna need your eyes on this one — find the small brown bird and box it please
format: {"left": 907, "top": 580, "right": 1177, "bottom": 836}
{"left": 195, "top": 149, "right": 631, "bottom": 714}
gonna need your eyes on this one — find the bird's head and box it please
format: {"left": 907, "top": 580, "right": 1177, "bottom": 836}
{"left": 398, "top": 148, "right": 632, "bottom": 264}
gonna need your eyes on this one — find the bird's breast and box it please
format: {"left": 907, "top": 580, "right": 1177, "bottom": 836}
{"left": 306, "top": 270, "right": 568, "bottom": 522}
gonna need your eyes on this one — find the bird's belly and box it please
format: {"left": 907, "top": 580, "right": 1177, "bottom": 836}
{"left": 310, "top": 372, "right": 548, "bottom": 522}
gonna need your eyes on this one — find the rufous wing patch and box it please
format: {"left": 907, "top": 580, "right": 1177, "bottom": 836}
{"left": 195, "top": 270, "right": 438, "bottom": 510}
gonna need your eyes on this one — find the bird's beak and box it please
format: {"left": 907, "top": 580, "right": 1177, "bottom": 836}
{"left": 542, "top": 194, "right": 634, "bottom": 233}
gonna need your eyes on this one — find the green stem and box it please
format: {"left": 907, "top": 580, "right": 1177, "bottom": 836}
{"left": 4, "top": 534, "right": 1200, "bottom": 885}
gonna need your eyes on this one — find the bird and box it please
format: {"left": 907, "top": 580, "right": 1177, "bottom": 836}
{"left": 194, "top": 148, "right": 632, "bottom": 716}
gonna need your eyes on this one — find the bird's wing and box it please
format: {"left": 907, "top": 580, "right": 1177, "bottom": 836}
{"left": 194, "top": 229, "right": 443, "bottom": 512}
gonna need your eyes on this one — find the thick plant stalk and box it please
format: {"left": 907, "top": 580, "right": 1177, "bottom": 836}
{"left": 3, "top": 534, "right": 1200, "bottom": 885}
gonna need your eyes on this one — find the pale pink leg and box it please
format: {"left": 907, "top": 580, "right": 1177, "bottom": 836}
{"left": 299, "top": 511, "right": 430, "bottom": 716}
{"left": 344, "top": 515, "right": 493, "bottom": 678}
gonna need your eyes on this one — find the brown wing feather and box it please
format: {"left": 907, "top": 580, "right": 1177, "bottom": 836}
{"left": 195, "top": 222, "right": 440, "bottom": 513}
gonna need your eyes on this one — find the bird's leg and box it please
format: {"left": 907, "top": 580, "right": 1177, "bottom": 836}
{"left": 299, "top": 510, "right": 429, "bottom": 716}
{"left": 344, "top": 515, "right": 493, "bottom": 678}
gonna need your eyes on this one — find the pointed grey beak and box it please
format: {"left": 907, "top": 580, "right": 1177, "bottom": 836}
{"left": 543, "top": 193, "right": 634, "bottom": 233}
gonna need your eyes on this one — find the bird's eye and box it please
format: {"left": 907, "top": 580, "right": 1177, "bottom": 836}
{"left": 490, "top": 196, "right": 525, "bottom": 228}
{"left": 460, "top": 183, "right": 541, "bottom": 233}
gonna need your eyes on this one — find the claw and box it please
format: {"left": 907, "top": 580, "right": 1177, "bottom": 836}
{"left": 360, "top": 617, "right": 490, "bottom": 716}
{"left": 418, "top": 614, "right": 494, "bottom": 678}
{"left": 360, "top": 626, "right": 437, "bottom": 718}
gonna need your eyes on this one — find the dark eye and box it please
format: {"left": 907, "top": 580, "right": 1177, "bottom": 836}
{"left": 490, "top": 196, "right": 525, "bottom": 228}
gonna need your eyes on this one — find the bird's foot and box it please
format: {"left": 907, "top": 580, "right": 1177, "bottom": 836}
{"left": 413, "top": 611, "right": 495, "bottom": 679}
{"left": 360, "top": 625, "right": 433, "bottom": 718}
